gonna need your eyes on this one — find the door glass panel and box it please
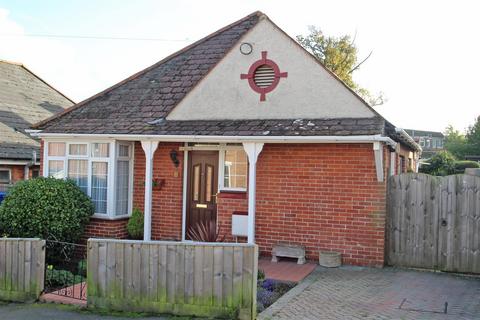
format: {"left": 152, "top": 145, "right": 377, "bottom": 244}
{"left": 206, "top": 165, "right": 213, "bottom": 202}
{"left": 193, "top": 164, "right": 200, "bottom": 201}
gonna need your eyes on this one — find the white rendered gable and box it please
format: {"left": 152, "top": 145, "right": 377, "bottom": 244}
{"left": 167, "top": 17, "right": 375, "bottom": 120}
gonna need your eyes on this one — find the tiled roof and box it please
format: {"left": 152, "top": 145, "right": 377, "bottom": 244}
{"left": 0, "top": 61, "right": 73, "bottom": 160}
{"left": 36, "top": 12, "right": 261, "bottom": 133}
{"left": 42, "top": 117, "right": 385, "bottom": 136}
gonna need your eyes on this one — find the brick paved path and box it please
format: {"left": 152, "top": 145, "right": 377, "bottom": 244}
{"left": 260, "top": 267, "right": 480, "bottom": 320}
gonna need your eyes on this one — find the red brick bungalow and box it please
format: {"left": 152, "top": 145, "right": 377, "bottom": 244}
{"left": 32, "top": 12, "right": 420, "bottom": 267}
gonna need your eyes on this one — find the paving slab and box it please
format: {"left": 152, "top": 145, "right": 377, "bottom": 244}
{"left": 259, "top": 266, "right": 480, "bottom": 320}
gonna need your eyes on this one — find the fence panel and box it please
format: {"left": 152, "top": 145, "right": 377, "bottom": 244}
{"left": 0, "top": 238, "right": 45, "bottom": 302}
{"left": 87, "top": 239, "right": 258, "bottom": 320}
{"left": 387, "top": 173, "right": 480, "bottom": 273}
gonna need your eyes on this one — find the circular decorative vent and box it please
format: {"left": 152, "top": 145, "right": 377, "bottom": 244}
{"left": 253, "top": 64, "right": 275, "bottom": 88}
{"left": 241, "top": 51, "right": 288, "bottom": 101}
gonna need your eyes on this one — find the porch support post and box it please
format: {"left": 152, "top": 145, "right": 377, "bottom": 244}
{"left": 141, "top": 140, "right": 159, "bottom": 241}
{"left": 243, "top": 142, "right": 264, "bottom": 244}
{"left": 373, "top": 142, "right": 384, "bottom": 182}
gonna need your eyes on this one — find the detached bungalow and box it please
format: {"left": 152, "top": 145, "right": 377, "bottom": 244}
{"left": 32, "top": 12, "right": 419, "bottom": 266}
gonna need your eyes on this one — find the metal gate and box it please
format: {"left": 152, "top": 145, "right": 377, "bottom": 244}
{"left": 387, "top": 173, "right": 480, "bottom": 273}
{"left": 44, "top": 240, "right": 87, "bottom": 300}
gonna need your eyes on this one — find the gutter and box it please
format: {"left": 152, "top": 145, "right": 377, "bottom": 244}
{"left": 28, "top": 131, "right": 397, "bottom": 148}
{"left": 395, "top": 128, "right": 422, "bottom": 152}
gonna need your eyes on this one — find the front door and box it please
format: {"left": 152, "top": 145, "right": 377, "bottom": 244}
{"left": 186, "top": 151, "right": 218, "bottom": 239}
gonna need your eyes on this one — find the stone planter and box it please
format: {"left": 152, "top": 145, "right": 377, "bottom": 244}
{"left": 319, "top": 251, "right": 341, "bottom": 267}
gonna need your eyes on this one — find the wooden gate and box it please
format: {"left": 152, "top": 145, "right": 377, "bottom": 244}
{"left": 387, "top": 173, "right": 480, "bottom": 273}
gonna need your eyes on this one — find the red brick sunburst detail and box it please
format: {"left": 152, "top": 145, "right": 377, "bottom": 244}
{"left": 241, "top": 51, "right": 288, "bottom": 101}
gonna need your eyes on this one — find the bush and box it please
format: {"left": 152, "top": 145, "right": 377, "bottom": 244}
{"left": 454, "top": 160, "right": 480, "bottom": 174}
{"left": 419, "top": 151, "right": 456, "bottom": 176}
{"left": 46, "top": 266, "right": 83, "bottom": 288}
{"left": 0, "top": 177, "right": 93, "bottom": 243}
{"left": 126, "top": 208, "right": 144, "bottom": 239}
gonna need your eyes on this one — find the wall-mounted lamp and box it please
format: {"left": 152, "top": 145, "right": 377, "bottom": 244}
{"left": 170, "top": 149, "right": 180, "bottom": 167}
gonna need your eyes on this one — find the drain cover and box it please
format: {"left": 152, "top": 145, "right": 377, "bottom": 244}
{"left": 399, "top": 298, "right": 448, "bottom": 314}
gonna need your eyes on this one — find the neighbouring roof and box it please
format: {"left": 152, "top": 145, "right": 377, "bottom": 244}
{"left": 0, "top": 60, "right": 73, "bottom": 160}
{"left": 404, "top": 129, "right": 444, "bottom": 138}
{"left": 32, "top": 11, "right": 418, "bottom": 152}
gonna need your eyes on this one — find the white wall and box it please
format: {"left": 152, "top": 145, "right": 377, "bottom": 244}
{"left": 167, "top": 17, "right": 375, "bottom": 121}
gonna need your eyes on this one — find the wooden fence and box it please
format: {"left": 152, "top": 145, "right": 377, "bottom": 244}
{"left": 87, "top": 239, "right": 258, "bottom": 320}
{"left": 387, "top": 173, "right": 480, "bottom": 273}
{"left": 0, "top": 238, "right": 45, "bottom": 302}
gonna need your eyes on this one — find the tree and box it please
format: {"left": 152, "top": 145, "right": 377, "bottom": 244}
{"left": 466, "top": 116, "right": 480, "bottom": 155}
{"left": 444, "top": 124, "right": 468, "bottom": 159}
{"left": 296, "top": 26, "right": 384, "bottom": 106}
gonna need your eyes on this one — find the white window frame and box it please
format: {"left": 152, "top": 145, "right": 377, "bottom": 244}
{"left": 218, "top": 144, "right": 248, "bottom": 192}
{"left": 44, "top": 139, "right": 134, "bottom": 220}
{"left": 0, "top": 168, "right": 12, "bottom": 184}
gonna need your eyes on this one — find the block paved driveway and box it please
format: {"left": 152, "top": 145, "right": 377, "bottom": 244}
{"left": 260, "top": 266, "right": 480, "bottom": 320}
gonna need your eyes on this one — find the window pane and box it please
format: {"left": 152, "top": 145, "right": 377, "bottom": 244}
{"left": 116, "top": 160, "right": 130, "bottom": 216}
{"left": 223, "top": 150, "right": 247, "bottom": 189}
{"left": 69, "top": 144, "right": 87, "bottom": 156}
{"left": 48, "top": 160, "right": 65, "bottom": 178}
{"left": 48, "top": 142, "right": 65, "bottom": 156}
{"left": 91, "top": 143, "right": 109, "bottom": 157}
{"left": 68, "top": 159, "right": 88, "bottom": 194}
{"left": 92, "top": 162, "right": 108, "bottom": 214}
{"left": 0, "top": 170, "right": 10, "bottom": 183}
{"left": 118, "top": 145, "right": 130, "bottom": 157}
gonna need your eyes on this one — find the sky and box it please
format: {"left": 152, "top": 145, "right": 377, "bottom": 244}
{"left": 0, "top": 0, "right": 478, "bottom": 133}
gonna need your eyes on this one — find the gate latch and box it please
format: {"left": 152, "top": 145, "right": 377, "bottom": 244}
{"left": 441, "top": 219, "right": 447, "bottom": 227}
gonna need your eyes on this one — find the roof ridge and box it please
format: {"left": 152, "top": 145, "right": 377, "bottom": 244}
{"left": 0, "top": 59, "right": 24, "bottom": 66}
{"left": 32, "top": 10, "right": 264, "bottom": 130}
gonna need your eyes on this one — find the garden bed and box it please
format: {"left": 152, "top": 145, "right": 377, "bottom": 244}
{"left": 257, "top": 270, "right": 296, "bottom": 313}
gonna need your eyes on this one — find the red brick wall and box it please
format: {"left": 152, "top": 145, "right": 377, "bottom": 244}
{"left": 81, "top": 218, "right": 129, "bottom": 243}
{"left": 217, "top": 193, "right": 248, "bottom": 242}
{"left": 133, "top": 142, "right": 184, "bottom": 241}
{"left": 254, "top": 143, "right": 387, "bottom": 267}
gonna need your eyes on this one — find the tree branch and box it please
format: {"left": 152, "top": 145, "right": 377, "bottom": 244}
{"left": 349, "top": 50, "right": 372, "bottom": 74}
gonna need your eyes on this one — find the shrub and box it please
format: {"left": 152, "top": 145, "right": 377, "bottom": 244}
{"left": 0, "top": 177, "right": 93, "bottom": 243}
{"left": 46, "top": 266, "right": 83, "bottom": 288}
{"left": 454, "top": 160, "right": 480, "bottom": 174}
{"left": 126, "top": 208, "right": 144, "bottom": 239}
{"left": 419, "top": 151, "right": 456, "bottom": 176}
{"left": 186, "top": 220, "right": 225, "bottom": 242}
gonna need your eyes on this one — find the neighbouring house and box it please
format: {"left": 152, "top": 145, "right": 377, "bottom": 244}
{"left": 404, "top": 129, "right": 444, "bottom": 159}
{"left": 0, "top": 60, "right": 73, "bottom": 192}
{"left": 31, "top": 12, "right": 420, "bottom": 267}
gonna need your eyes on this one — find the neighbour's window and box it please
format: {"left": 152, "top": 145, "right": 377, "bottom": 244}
{"left": 221, "top": 149, "right": 247, "bottom": 191}
{"left": 0, "top": 169, "right": 11, "bottom": 184}
{"left": 399, "top": 156, "right": 406, "bottom": 173}
{"left": 419, "top": 137, "right": 425, "bottom": 147}
{"left": 46, "top": 141, "right": 133, "bottom": 218}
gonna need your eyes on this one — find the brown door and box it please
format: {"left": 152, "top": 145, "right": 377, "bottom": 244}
{"left": 186, "top": 151, "right": 218, "bottom": 239}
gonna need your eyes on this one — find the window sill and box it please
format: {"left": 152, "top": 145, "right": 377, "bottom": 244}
{"left": 217, "top": 190, "right": 247, "bottom": 200}
{"left": 91, "top": 214, "right": 131, "bottom": 220}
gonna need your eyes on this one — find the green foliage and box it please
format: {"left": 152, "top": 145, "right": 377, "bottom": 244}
{"left": 126, "top": 208, "right": 144, "bottom": 239}
{"left": 444, "top": 117, "right": 480, "bottom": 158}
{"left": 258, "top": 269, "right": 266, "bottom": 282}
{"left": 0, "top": 177, "right": 93, "bottom": 243}
{"left": 297, "top": 26, "right": 384, "bottom": 106}
{"left": 444, "top": 125, "right": 469, "bottom": 158}
{"left": 78, "top": 259, "right": 87, "bottom": 277}
{"left": 454, "top": 160, "right": 480, "bottom": 174}
{"left": 419, "top": 151, "right": 456, "bottom": 176}
{"left": 466, "top": 116, "right": 480, "bottom": 155}
{"left": 46, "top": 266, "right": 83, "bottom": 288}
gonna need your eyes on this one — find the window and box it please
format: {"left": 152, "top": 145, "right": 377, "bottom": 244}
{"left": 419, "top": 137, "right": 425, "bottom": 147}
{"left": 0, "top": 169, "right": 11, "bottom": 184}
{"left": 115, "top": 143, "right": 132, "bottom": 216}
{"left": 399, "top": 155, "right": 406, "bottom": 173}
{"left": 45, "top": 141, "right": 133, "bottom": 218}
{"left": 221, "top": 149, "right": 247, "bottom": 191}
